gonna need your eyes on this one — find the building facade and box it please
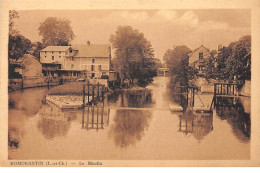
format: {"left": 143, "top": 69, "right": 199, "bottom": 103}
{"left": 188, "top": 45, "right": 211, "bottom": 76}
{"left": 40, "top": 42, "right": 111, "bottom": 79}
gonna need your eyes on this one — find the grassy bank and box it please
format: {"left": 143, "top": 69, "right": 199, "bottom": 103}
{"left": 48, "top": 82, "right": 106, "bottom": 95}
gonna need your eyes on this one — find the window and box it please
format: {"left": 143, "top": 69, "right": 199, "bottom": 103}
{"left": 91, "top": 73, "right": 95, "bottom": 78}
{"left": 199, "top": 66, "right": 203, "bottom": 71}
{"left": 52, "top": 52, "right": 54, "bottom": 54}
{"left": 59, "top": 56, "right": 61, "bottom": 58}
{"left": 52, "top": 56, "right": 54, "bottom": 60}
{"left": 71, "top": 64, "right": 74, "bottom": 69}
{"left": 69, "top": 49, "right": 72, "bottom": 53}
{"left": 91, "top": 65, "right": 95, "bottom": 71}
{"left": 199, "top": 52, "right": 203, "bottom": 60}
{"left": 92, "top": 59, "right": 95, "bottom": 63}
{"left": 59, "top": 51, "right": 61, "bottom": 54}
{"left": 98, "top": 65, "right": 102, "bottom": 70}
{"left": 72, "top": 57, "right": 74, "bottom": 61}
{"left": 45, "top": 51, "right": 46, "bottom": 54}
{"left": 45, "top": 56, "right": 47, "bottom": 58}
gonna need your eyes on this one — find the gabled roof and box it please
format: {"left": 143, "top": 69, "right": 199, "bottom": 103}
{"left": 41, "top": 46, "right": 71, "bottom": 52}
{"left": 193, "top": 45, "right": 210, "bottom": 53}
{"left": 71, "top": 44, "right": 110, "bottom": 58}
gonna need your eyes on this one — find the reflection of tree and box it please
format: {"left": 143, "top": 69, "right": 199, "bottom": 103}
{"left": 37, "top": 106, "right": 76, "bottom": 139}
{"left": 9, "top": 87, "right": 49, "bottom": 115}
{"left": 107, "top": 90, "right": 152, "bottom": 108}
{"left": 216, "top": 98, "right": 250, "bottom": 142}
{"left": 168, "top": 78, "right": 188, "bottom": 109}
{"left": 178, "top": 111, "right": 213, "bottom": 142}
{"left": 109, "top": 110, "right": 151, "bottom": 148}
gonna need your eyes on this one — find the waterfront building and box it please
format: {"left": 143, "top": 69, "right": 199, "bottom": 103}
{"left": 40, "top": 41, "right": 111, "bottom": 79}
{"left": 188, "top": 45, "right": 212, "bottom": 76}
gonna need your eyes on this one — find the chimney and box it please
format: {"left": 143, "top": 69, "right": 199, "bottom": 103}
{"left": 87, "top": 40, "right": 90, "bottom": 45}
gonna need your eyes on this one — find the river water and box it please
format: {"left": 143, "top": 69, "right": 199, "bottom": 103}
{"left": 8, "top": 77, "right": 250, "bottom": 160}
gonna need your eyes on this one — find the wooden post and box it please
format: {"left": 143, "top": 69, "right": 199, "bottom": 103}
{"left": 91, "top": 106, "right": 94, "bottom": 128}
{"left": 97, "top": 82, "right": 100, "bottom": 101}
{"left": 214, "top": 83, "right": 216, "bottom": 96}
{"left": 87, "top": 106, "right": 89, "bottom": 130}
{"left": 192, "top": 88, "right": 194, "bottom": 107}
{"left": 102, "top": 86, "right": 104, "bottom": 106}
{"left": 220, "top": 84, "right": 222, "bottom": 95}
{"left": 233, "top": 84, "right": 235, "bottom": 95}
{"left": 92, "top": 85, "right": 95, "bottom": 106}
{"left": 82, "top": 84, "right": 85, "bottom": 107}
{"left": 227, "top": 84, "right": 229, "bottom": 95}
{"left": 101, "top": 108, "right": 104, "bottom": 129}
{"left": 81, "top": 108, "right": 85, "bottom": 128}
{"left": 87, "top": 82, "right": 90, "bottom": 104}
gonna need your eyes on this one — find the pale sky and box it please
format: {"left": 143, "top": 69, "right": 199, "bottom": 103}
{"left": 14, "top": 9, "right": 251, "bottom": 61}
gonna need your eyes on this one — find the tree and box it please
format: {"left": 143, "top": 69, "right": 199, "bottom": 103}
{"left": 8, "top": 10, "right": 33, "bottom": 62}
{"left": 216, "top": 35, "right": 251, "bottom": 81}
{"left": 110, "top": 26, "right": 156, "bottom": 87}
{"left": 38, "top": 17, "right": 75, "bottom": 46}
{"left": 163, "top": 45, "right": 192, "bottom": 86}
{"left": 31, "top": 42, "right": 45, "bottom": 61}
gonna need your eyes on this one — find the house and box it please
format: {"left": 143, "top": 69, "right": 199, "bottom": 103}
{"left": 40, "top": 46, "right": 70, "bottom": 77}
{"left": 188, "top": 45, "right": 211, "bottom": 76}
{"left": 40, "top": 41, "right": 111, "bottom": 79}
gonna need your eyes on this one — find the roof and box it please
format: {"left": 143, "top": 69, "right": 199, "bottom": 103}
{"left": 193, "top": 45, "right": 210, "bottom": 53}
{"left": 41, "top": 46, "right": 71, "bottom": 52}
{"left": 71, "top": 44, "right": 110, "bottom": 58}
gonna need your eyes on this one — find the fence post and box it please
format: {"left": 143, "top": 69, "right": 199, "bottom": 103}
{"left": 83, "top": 84, "right": 85, "bottom": 107}
{"left": 87, "top": 81, "right": 90, "bottom": 104}
{"left": 92, "top": 84, "right": 95, "bottom": 106}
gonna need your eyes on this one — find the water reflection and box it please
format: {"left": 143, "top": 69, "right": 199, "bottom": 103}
{"left": 107, "top": 90, "right": 153, "bottom": 108}
{"left": 9, "top": 87, "right": 49, "bottom": 115}
{"left": 37, "top": 105, "right": 77, "bottom": 139}
{"left": 109, "top": 110, "right": 152, "bottom": 148}
{"left": 81, "top": 107, "right": 110, "bottom": 131}
{"left": 215, "top": 97, "right": 251, "bottom": 143}
{"left": 178, "top": 111, "right": 213, "bottom": 141}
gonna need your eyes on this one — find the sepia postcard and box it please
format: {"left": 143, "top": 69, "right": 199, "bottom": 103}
{"left": 1, "top": 0, "right": 260, "bottom": 167}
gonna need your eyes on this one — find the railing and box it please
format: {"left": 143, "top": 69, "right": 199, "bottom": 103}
{"left": 82, "top": 82, "right": 106, "bottom": 107}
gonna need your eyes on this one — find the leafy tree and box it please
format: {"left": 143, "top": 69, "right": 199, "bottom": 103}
{"left": 163, "top": 46, "right": 192, "bottom": 86}
{"left": 38, "top": 17, "right": 75, "bottom": 46}
{"left": 216, "top": 35, "right": 251, "bottom": 81}
{"left": 8, "top": 10, "right": 32, "bottom": 62}
{"left": 31, "top": 42, "right": 45, "bottom": 61}
{"left": 110, "top": 26, "right": 156, "bottom": 87}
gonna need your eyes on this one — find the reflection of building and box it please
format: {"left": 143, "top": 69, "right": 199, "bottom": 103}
{"left": 178, "top": 111, "right": 213, "bottom": 141}
{"left": 188, "top": 45, "right": 211, "bottom": 76}
{"left": 37, "top": 104, "right": 77, "bottom": 139}
{"left": 81, "top": 107, "right": 110, "bottom": 131}
{"left": 40, "top": 41, "right": 111, "bottom": 79}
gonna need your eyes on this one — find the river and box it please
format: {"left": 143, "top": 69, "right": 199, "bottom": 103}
{"left": 8, "top": 77, "right": 250, "bottom": 160}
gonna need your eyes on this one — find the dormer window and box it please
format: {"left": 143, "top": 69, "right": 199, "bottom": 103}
{"left": 69, "top": 49, "right": 73, "bottom": 53}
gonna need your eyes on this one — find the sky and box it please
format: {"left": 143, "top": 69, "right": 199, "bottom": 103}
{"left": 14, "top": 9, "right": 251, "bottom": 61}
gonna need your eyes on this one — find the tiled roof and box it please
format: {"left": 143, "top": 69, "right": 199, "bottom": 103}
{"left": 71, "top": 44, "right": 110, "bottom": 58}
{"left": 41, "top": 46, "right": 71, "bottom": 52}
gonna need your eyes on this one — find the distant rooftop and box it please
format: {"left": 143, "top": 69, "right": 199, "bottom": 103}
{"left": 41, "top": 46, "right": 71, "bottom": 52}
{"left": 40, "top": 44, "right": 111, "bottom": 57}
